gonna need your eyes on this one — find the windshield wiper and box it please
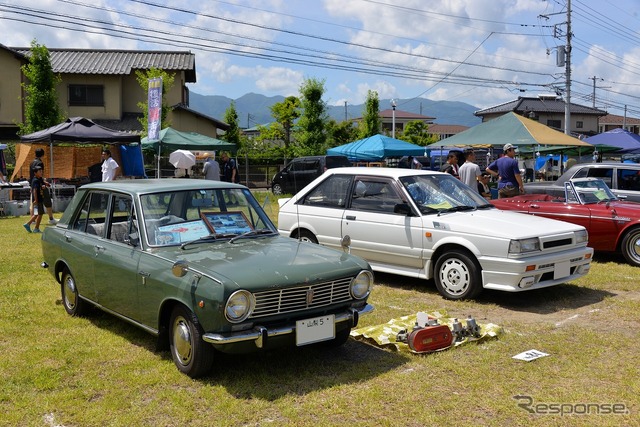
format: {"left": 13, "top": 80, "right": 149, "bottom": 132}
{"left": 439, "top": 205, "right": 477, "bottom": 215}
{"left": 228, "top": 229, "right": 275, "bottom": 243}
{"left": 229, "top": 229, "right": 275, "bottom": 243}
{"left": 180, "top": 233, "right": 237, "bottom": 249}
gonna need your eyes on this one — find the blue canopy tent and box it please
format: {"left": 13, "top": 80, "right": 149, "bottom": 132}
{"left": 327, "top": 134, "right": 425, "bottom": 161}
{"left": 585, "top": 128, "right": 640, "bottom": 154}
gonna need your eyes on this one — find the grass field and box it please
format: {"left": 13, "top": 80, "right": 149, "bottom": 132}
{"left": 1, "top": 203, "right": 638, "bottom": 426}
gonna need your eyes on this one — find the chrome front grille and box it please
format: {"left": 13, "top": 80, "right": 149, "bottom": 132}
{"left": 250, "top": 277, "right": 353, "bottom": 318}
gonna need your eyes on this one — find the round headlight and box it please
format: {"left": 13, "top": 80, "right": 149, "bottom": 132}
{"left": 225, "top": 290, "right": 254, "bottom": 323}
{"left": 351, "top": 270, "right": 373, "bottom": 300}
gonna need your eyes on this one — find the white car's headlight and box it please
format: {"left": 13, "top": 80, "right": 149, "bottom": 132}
{"left": 225, "top": 290, "right": 254, "bottom": 323}
{"left": 351, "top": 270, "right": 373, "bottom": 300}
{"left": 509, "top": 237, "right": 540, "bottom": 254}
{"left": 575, "top": 229, "right": 588, "bottom": 244}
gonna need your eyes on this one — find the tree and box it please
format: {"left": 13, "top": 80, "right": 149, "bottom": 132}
{"left": 222, "top": 101, "right": 241, "bottom": 149}
{"left": 268, "top": 96, "right": 300, "bottom": 153}
{"left": 399, "top": 120, "right": 437, "bottom": 146}
{"left": 18, "top": 40, "right": 64, "bottom": 135}
{"left": 296, "top": 77, "right": 328, "bottom": 155}
{"left": 326, "top": 119, "right": 358, "bottom": 147}
{"left": 359, "top": 90, "right": 380, "bottom": 139}
{"left": 135, "top": 68, "right": 175, "bottom": 136}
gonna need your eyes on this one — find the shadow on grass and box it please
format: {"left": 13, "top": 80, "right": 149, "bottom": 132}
{"left": 372, "top": 271, "right": 615, "bottom": 316}
{"left": 68, "top": 304, "right": 406, "bottom": 398}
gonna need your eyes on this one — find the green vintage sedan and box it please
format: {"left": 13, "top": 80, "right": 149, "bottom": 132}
{"left": 41, "top": 179, "right": 373, "bottom": 378}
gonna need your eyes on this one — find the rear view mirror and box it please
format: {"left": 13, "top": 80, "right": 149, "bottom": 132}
{"left": 394, "top": 203, "right": 413, "bottom": 216}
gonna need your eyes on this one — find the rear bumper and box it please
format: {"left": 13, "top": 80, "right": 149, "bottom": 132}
{"left": 203, "top": 304, "right": 374, "bottom": 348}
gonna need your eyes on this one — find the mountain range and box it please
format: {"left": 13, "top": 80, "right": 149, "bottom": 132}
{"left": 189, "top": 92, "right": 482, "bottom": 129}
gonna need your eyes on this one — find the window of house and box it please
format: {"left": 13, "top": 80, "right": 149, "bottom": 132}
{"left": 547, "top": 119, "right": 562, "bottom": 129}
{"left": 69, "top": 84, "right": 104, "bottom": 106}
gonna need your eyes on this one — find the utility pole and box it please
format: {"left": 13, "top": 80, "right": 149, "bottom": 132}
{"left": 564, "top": 0, "right": 572, "bottom": 135}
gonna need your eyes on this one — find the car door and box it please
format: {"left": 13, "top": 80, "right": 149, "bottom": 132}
{"left": 63, "top": 191, "right": 110, "bottom": 303}
{"left": 92, "top": 193, "right": 142, "bottom": 320}
{"left": 342, "top": 176, "right": 424, "bottom": 269}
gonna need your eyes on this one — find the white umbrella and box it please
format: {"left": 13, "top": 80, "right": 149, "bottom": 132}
{"left": 169, "top": 149, "right": 196, "bottom": 169}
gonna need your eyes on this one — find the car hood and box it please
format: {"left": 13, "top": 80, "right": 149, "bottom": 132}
{"left": 427, "top": 207, "right": 585, "bottom": 238}
{"left": 152, "top": 235, "right": 370, "bottom": 290}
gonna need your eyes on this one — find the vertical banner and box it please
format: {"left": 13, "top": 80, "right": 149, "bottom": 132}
{"left": 148, "top": 77, "right": 162, "bottom": 140}
{"left": 147, "top": 77, "right": 162, "bottom": 177}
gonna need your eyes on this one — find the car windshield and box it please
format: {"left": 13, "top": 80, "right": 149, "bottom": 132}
{"left": 399, "top": 174, "right": 491, "bottom": 214}
{"left": 568, "top": 179, "right": 618, "bottom": 204}
{"left": 140, "top": 188, "right": 277, "bottom": 246}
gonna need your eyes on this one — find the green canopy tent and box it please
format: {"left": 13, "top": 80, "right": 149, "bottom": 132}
{"left": 429, "top": 112, "right": 593, "bottom": 150}
{"left": 141, "top": 127, "right": 237, "bottom": 178}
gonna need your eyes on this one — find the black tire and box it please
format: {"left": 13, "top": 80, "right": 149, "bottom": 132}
{"left": 434, "top": 250, "right": 482, "bottom": 300}
{"left": 169, "top": 305, "right": 214, "bottom": 378}
{"left": 297, "top": 230, "right": 318, "bottom": 244}
{"left": 272, "top": 183, "right": 283, "bottom": 195}
{"left": 620, "top": 227, "right": 640, "bottom": 267}
{"left": 61, "top": 268, "right": 88, "bottom": 317}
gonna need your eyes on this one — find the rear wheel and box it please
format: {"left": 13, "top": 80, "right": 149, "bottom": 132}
{"left": 61, "top": 268, "right": 88, "bottom": 317}
{"left": 169, "top": 305, "right": 214, "bottom": 378}
{"left": 434, "top": 250, "right": 482, "bottom": 300}
{"left": 297, "top": 230, "right": 318, "bottom": 244}
{"left": 621, "top": 227, "right": 640, "bottom": 267}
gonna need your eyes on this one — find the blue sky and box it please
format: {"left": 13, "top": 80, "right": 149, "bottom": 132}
{"left": 2, "top": 0, "right": 640, "bottom": 117}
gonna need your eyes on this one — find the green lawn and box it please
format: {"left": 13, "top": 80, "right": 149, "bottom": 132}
{"left": 1, "top": 204, "right": 638, "bottom": 426}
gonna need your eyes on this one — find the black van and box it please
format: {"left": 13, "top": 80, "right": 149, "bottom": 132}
{"left": 271, "top": 155, "right": 351, "bottom": 195}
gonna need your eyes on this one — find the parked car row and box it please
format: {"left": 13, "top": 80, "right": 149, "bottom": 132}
{"left": 40, "top": 162, "right": 638, "bottom": 377}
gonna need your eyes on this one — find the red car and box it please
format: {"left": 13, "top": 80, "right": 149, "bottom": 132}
{"left": 492, "top": 178, "right": 640, "bottom": 267}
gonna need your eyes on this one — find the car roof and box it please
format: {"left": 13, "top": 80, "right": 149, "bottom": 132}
{"left": 79, "top": 179, "right": 243, "bottom": 195}
{"left": 325, "top": 167, "right": 443, "bottom": 178}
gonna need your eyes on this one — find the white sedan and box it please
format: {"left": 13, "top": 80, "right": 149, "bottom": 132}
{"left": 278, "top": 167, "right": 593, "bottom": 299}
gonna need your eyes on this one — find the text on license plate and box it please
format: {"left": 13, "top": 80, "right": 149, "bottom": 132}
{"left": 296, "top": 314, "right": 335, "bottom": 346}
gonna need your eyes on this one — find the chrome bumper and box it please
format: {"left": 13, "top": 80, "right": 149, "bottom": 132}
{"left": 203, "top": 304, "right": 374, "bottom": 348}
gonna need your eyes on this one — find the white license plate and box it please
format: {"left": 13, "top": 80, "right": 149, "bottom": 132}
{"left": 296, "top": 315, "right": 335, "bottom": 346}
{"left": 554, "top": 260, "right": 570, "bottom": 280}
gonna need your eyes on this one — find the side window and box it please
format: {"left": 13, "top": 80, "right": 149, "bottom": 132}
{"left": 72, "top": 192, "right": 109, "bottom": 236}
{"left": 108, "top": 194, "right": 135, "bottom": 244}
{"left": 301, "top": 174, "right": 352, "bottom": 208}
{"left": 586, "top": 168, "right": 613, "bottom": 188}
{"left": 350, "top": 178, "right": 403, "bottom": 213}
{"left": 618, "top": 168, "right": 640, "bottom": 191}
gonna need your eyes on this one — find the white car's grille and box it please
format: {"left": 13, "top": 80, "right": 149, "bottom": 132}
{"left": 250, "top": 277, "right": 353, "bottom": 318}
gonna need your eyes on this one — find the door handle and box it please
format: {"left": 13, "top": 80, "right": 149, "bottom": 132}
{"left": 346, "top": 215, "right": 356, "bottom": 220}
{"left": 530, "top": 204, "right": 540, "bottom": 209}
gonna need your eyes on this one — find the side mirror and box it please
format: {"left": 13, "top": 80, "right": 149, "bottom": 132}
{"left": 341, "top": 235, "right": 351, "bottom": 254}
{"left": 394, "top": 203, "right": 413, "bottom": 216}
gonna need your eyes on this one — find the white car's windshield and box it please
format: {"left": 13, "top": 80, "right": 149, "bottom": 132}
{"left": 400, "top": 174, "right": 491, "bottom": 214}
{"left": 141, "top": 188, "right": 276, "bottom": 246}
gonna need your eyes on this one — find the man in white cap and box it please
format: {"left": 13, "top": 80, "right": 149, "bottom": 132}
{"left": 486, "top": 143, "right": 524, "bottom": 198}
{"left": 202, "top": 152, "right": 220, "bottom": 181}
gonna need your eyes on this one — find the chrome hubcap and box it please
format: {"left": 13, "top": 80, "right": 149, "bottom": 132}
{"left": 64, "top": 277, "right": 77, "bottom": 310}
{"left": 172, "top": 317, "right": 192, "bottom": 366}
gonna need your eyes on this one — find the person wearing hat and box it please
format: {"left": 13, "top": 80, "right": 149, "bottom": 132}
{"left": 477, "top": 172, "right": 492, "bottom": 200}
{"left": 202, "top": 152, "right": 220, "bottom": 181}
{"left": 486, "top": 143, "right": 524, "bottom": 198}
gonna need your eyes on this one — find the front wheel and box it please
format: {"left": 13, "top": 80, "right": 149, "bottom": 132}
{"left": 434, "top": 250, "right": 482, "bottom": 300}
{"left": 61, "top": 268, "right": 88, "bottom": 317}
{"left": 169, "top": 305, "right": 214, "bottom": 378}
{"left": 621, "top": 227, "right": 640, "bottom": 267}
{"left": 272, "top": 183, "right": 283, "bottom": 195}
{"left": 297, "top": 230, "right": 318, "bottom": 244}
